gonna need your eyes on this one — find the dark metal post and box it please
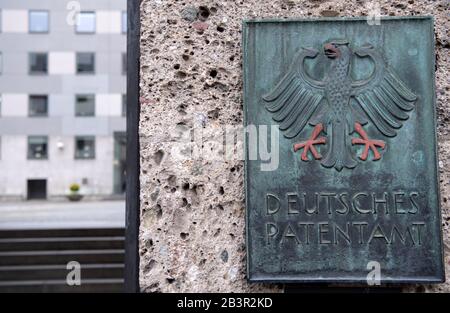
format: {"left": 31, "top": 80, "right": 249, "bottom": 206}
{"left": 124, "top": 0, "right": 141, "bottom": 293}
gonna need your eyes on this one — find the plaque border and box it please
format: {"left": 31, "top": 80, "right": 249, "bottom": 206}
{"left": 243, "top": 16, "right": 445, "bottom": 285}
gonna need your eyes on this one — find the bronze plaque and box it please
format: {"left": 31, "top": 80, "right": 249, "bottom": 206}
{"left": 243, "top": 17, "right": 444, "bottom": 284}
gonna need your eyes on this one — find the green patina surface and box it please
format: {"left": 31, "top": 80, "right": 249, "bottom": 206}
{"left": 243, "top": 17, "right": 444, "bottom": 283}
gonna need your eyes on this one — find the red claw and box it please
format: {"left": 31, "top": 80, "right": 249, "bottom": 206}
{"left": 293, "top": 124, "right": 326, "bottom": 161}
{"left": 351, "top": 122, "right": 385, "bottom": 161}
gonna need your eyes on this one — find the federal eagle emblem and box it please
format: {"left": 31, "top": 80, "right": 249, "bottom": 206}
{"left": 262, "top": 39, "right": 418, "bottom": 171}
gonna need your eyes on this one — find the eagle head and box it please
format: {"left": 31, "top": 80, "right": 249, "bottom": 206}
{"left": 324, "top": 39, "right": 350, "bottom": 59}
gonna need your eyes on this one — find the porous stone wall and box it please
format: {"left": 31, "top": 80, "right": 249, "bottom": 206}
{"left": 139, "top": 0, "right": 449, "bottom": 292}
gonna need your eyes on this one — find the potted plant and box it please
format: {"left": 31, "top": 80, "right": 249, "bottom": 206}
{"left": 67, "top": 183, "right": 83, "bottom": 201}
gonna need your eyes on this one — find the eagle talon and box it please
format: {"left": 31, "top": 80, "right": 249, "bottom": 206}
{"left": 293, "top": 124, "right": 326, "bottom": 161}
{"left": 352, "top": 122, "right": 385, "bottom": 161}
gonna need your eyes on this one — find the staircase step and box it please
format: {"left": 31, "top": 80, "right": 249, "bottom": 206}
{"left": 0, "top": 228, "right": 126, "bottom": 292}
{"left": 0, "top": 228, "right": 124, "bottom": 239}
{"left": 0, "top": 237, "right": 125, "bottom": 251}
{"left": 0, "top": 264, "right": 124, "bottom": 281}
{"left": 0, "top": 250, "right": 125, "bottom": 266}
{"left": 0, "top": 279, "right": 124, "bottom": 293}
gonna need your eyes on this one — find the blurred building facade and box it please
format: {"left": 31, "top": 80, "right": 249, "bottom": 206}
{"left": 0, "top": 0, "right": 127, "bottom": 200}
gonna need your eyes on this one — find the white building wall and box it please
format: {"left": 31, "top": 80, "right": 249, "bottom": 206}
{"left": 96, "top": 11, "right": 122, "bottom": 34}
{"left": 0, "top": 136, "right": 27, "bottom": 197}
{"left": 0, "top": 2, "right": 127, "bottom": 200}
{"left": 2, "top": 94, "right": 28, "bottom": 116}
{"left": 0, "top": 135, "right": 114, "bottom": 199}
{"left": 49, "top": 52, "right": 76, "bottom": 75}
{"left": 46, "top": 135, "right": 114, "bottom": 196}
{"left": 1, "top": 10, "right": 28, "bottom": 33}
{"left": 1, "top": 9, "right": 126, "bottom": 35}
{"left": 96, "top": 94, "right": 122, "bottom": 116}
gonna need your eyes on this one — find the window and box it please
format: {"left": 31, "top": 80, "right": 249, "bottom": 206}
{"left": 75, "top": 136, "right": 95, "bottom": 159}
{"left": 122, "top": 94, "right": 126, "bottom": 117}
{"left": 122, "top": 53, "right": 127, "bottom": 75}
{"left": 28, "top": 136, "right": 48, "bottom": 160}
{"left": 76, "top": 52, "right": 95, "bottom": 74}
{"left": 29, "top": 53, "right": 48, "bottom": 74}
{"left": 75, "top": 12, "right": 95, "bottom": 33}
{"left": 75, "top": 94, "right": 95, "bottom": 117}
{"left": 29, "top": 95, "right": 48, "bottom": 117}
{"left": 29, "top": 10, "right": 49, "bottom": 33}
{"left": 0, "top": 52, "right": 2, "bottom": 74}
{"left": 122, "top": 11, "right": 127, "bottom": 33}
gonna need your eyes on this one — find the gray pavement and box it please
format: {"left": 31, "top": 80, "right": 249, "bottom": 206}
{"left": 0, "top": 200, "right": 125, "bottom": 229}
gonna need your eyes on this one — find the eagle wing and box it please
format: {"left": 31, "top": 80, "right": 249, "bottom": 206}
{"left": 351, "top": 45, "right": 418, "bottom": 137}
{"left": 262, "top": 48, "right": 326, "bottom": 139}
